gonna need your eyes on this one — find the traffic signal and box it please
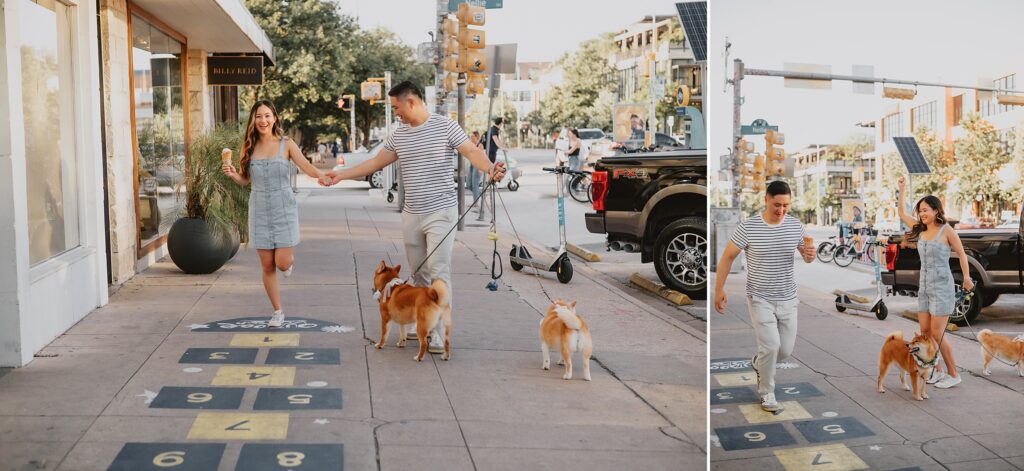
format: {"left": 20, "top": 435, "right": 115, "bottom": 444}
{"left": 752, "top": 153, "right": 766, "bottom": 192}
{"left": 458, "top": 27, "right": 485, "bottom": 49}
{"left": 882, "top": 86, "right": 916, "bottom": 100}
{"left": 466, "top": 73, "right": 486, "bottom": 96}
{"left": 444, "top": 73, "right": 457, "bottom": 93}
{"left": 460, "top": 49, "right": 487, "bottom": 74}
{"left": 360, "top": 81, "right": 382, "bottom": 103}
{"left": 336, "top": 95, "right": 354, "bottom": 111}
{"left": 456, "top": 2, "right": 485, "bottom": 25}
{"left": 454, "top": 3, "right": 486, "bottom": 76}
{"left": 765, "top": 129, "right": 785, "bottom": 178}
{"left": 736, "top": 138, "right": 754, "bottom": 190}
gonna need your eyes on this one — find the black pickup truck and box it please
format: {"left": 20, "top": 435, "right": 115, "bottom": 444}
{"left": 881, "top": 214, "right": 1023, "bottom": 325}
{"left": 584, "top": 149, "right": 707, "bottom": 299}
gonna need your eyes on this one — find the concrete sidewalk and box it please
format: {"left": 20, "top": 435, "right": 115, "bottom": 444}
{"left": 0, "top": 186, "right": 706, "bottom": 471}
{"left": 710, "top": 272, "right": 1024, "bottom": 471}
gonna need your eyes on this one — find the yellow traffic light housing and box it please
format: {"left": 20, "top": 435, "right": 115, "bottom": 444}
{"left": 458, "top": 28, "right": 486, "bottom": 49}
{"left": 444, "top": 74, "right": 457, "bottom": 93}
{"left": 459, "top": 49, "right": 486, "bottom": 74}
{"left": 752, "top": 153, "right": 766, "bottom": 192}
{"left": 360, "top": 81, "right": 382, "bottom": 103}
{"left": 764, "top": 129, "right": 785, "bottom": 178}
{"left": 443, "top": 55, "right": 462, "bottom": 73}
{"left": 457, "top": 3, "right": 485, "bottom": 26}
{"left": 441, "top": 17, "right": 458, "bottom": 37}
{"left": 466, "top": 73, "right": 486, "bottom": 96}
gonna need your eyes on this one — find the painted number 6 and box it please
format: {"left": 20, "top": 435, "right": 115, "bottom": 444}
{"left": 153, "top": 451, "right": 185, "bottom": 467}
{"left": 744, "top": 431, "right": 766, "bottom": 442}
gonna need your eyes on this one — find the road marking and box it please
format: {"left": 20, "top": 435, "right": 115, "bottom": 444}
{"left": 211, "top": 366, "right": 296, "bottom": 386}
{"left": 229, "top": 333, "right": 300, "bottom": 347}
{"left": 714, "top": 372, "right": 758, "bottom": 387}
{"left": 236, "top": 444, "right": 343, "bottom": 470}
{"left": 187, "top": 412, "right": 289, "bottom": 440}
{"left": 109, "top": 443, "right": 225, "bottom": 471}
{"left": 265, "top": 348, "right": 340, "bottom": 365}
{"left": 715, "top": 423, "right": 797, "bottom": 451}
{"left": 149, "top": 387, "right": 245, "bottom": 410}
{"left": 711, "top": 387, "right": 759, "bottom": 405}
{"left": 792, "top": 417, "right": 874, "bottom": 444}
{"left": 738, "top": 401, "right": 812, "bottom": 423}
{"left": 773, "top": 444, "right": 868, "bottom": 471}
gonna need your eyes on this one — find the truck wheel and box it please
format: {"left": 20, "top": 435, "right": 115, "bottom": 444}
{"left": 951, "top": 272, "right": 983, "bottom": 326}
{"left": 981, "top": 291, "right": 1000, "bottom": 308}
{"left": 654, "top": 217, "right": 707, "bottom": 300}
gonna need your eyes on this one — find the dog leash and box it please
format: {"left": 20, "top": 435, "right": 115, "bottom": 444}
{"left": 494, "top": 188, "right": 556, "bottom": 304}
{"left": 405, "top": 180, "right": 497, "bottom": 283}
{"left": 956, "top": 286, "right": 1022, "bottom": 368}
{"left": 486, "top": 185, "right": 503, "bottom": 291}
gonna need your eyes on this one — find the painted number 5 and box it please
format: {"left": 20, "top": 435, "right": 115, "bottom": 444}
{"left": 153, "top": 451, "right": 185, "bottom": 467}
{"left": 744, "top": 431, "right": 766, "bottom": 442}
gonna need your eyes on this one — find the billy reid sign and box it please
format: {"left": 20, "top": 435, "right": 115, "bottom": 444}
{"left": 207, "top": 56, "right": 264, "bottom": 86}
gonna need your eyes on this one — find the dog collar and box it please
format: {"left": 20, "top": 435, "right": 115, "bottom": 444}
{"left": 374, "top": 278, "right": 405, "bottom": 303}
{"left": 912, "top": 350, "right": 939, "bottom": 369}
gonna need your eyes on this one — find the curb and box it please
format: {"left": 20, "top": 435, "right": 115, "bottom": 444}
{"left": 900, "top": 310, "right": 959, "bottom": 331}
{"left": 629, "top": 273, "right": 694, "bottom": 306}
{"left": 567, "top": 242, "right": 601, "bottom": 262}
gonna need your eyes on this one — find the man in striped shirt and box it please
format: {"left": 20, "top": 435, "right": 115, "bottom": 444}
{"left": 714, "top": 181, "right": 815, "bottom": 412}
{"left": 326, "top": 81, "right": 504, "bottom": 353}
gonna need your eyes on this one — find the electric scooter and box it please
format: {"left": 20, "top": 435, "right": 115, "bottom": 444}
{"left": 509, "top": 164, "right": 573, "bottom": 283}
{"left": 833, "top": 240, "right": 889, "bottom": 320}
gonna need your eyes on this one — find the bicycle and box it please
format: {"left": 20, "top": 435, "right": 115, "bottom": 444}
{"left": 816, "top": 235, "right": 841, "bottom": 263}
{"left": 833, "top": 229, "right": 877, "bottom": 267}
{"left": 566, "top": 169, "right": 592, "bottom": 203}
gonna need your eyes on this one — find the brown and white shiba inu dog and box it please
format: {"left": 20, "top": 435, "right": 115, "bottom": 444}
{"left": 372, "top": 261, "right": 451, "bottom": 361}
{"left": 877, "top": 330, "right": 939, "bottom": 400}
{"left": 540, "top": 300, "right": 593, "bottom": 381}
{"left": 977, "top": 329, "right": 1024, "bottom": 377}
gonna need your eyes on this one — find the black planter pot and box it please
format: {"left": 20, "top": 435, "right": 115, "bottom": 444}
{"left": 167, "top": 217, "right": 232, "bottom": 274}
{"left": 228, "top": 230, "right": 241, "bottom": 260}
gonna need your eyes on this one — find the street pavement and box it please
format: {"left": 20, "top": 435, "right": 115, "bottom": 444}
{"left": 0, "top": 179, "right": 706, "bottom": 471}
{"left": 710, "top": 254, "right": 1024, "bottom": 471}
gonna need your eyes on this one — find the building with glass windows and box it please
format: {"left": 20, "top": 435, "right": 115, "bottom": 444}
{"left": 0, "top": 0, "right": 273, "bottom": 366}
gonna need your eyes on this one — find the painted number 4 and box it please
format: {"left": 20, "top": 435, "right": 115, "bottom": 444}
{"left": 153, "top": 451, "right": 185, "bottom": 467}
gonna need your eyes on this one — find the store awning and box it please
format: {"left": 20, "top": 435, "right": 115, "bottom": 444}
{"left": 131, "top": 0, "right": 275, "bottom": 65}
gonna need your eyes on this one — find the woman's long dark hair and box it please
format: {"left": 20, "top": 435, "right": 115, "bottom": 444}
{"left": 904, "top": 195, "right": 948, "bottom": 242}
{"left": 240, "top": 100, "right": 283, "bottom": 178}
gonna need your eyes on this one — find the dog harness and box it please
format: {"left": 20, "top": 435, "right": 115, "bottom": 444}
{"left": 373, "top": 278, "right": 406, "bottom": 303}
{"left": 908, "top": 343, "right": 939, "bottom": 369}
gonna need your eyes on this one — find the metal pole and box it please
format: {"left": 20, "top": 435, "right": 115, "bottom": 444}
{"left": 435, "top": 0, "right": 446, "bottom": 114}
{"left": 731, "top": 58, "right": 743, "bottom": 209}
{"left": 457, "top": 72, "right": 467, "bottom": 231}
{"left": 744, "top": 67, "right": 1024, "bottom": 94}
{"left": 478, "top": 68, "right": 500, "bottom": 223}
{"left": 647, "top": 14, "right": 657, "bottom": 148}
{"left": 349, "top": 103, "right": 355, "bottom": 152}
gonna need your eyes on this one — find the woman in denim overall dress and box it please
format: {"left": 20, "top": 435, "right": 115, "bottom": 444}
{"left": 897, "top": 177, "right": 974, "bottom": 389}
{"left": 222, "top": 100, "right": 332, "bottom": 327}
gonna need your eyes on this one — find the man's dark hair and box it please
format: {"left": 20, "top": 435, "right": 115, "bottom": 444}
{"left": 494, "top": 117, "right": 504, "bottom": 126}
{"left": 630, "top": 114, "right": 639, "bottom": 119}
{"left": 766, "top": 180, "right": 791, "bottom": 197}
{"left": 388, "top": 81, "right": 423, "bottom": 101}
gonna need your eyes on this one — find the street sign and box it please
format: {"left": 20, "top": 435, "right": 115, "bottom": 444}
{"left": 675, "top": 107, "right": 687, "bottom": 116}
{"left": 653, "top": 76, "right": 666, "bottom": 99}
{"left": 448, "top": 0, "right": 501, "bottom": 11}
{"left": 740, "top": 119, "right": 778, "bottom": 135}
{"left": 416, "top": 42, "right": 437, "bottom": 65}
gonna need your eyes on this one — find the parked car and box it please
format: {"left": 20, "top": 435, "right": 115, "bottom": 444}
{"left": 584, "top": 147, "right": 707, "bottom": 299}
{"left": 554, "top": 127, "right": 607, "bottom": 165}
{"left": 338, "top": 142, "right": 386, "bottom": 188}
{"left": 882, "top": 207, "right": 1024, "bottom": 325}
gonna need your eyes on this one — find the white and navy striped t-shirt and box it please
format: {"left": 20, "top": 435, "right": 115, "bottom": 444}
{"left": 730, "top": 214, "right": 805, "bottom": 301}
{"left": 384, "top": 114, "right": 469, "bottom": 214}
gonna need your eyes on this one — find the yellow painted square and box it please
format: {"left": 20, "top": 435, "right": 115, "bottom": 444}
{"left": 212, "top": 366, "right": 296, "bottom": 386}
{"left": 714, "top": 372, "right": 758, "bottom": 386}
{"left": 774, "top": 444, "right": 869, "bottom": 471}
{"left": 738, "top": 401, "right": 812, "bottom": 423}
{"left": 229, "top": 333, "right": 300, "bottom": 347}
{"left": 187, "top": 412, "right": 289, "bottom": 440}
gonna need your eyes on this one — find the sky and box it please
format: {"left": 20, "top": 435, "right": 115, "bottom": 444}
{"left": 709, "top": 0, "right": 1024, "bottom": 172}
{"left": 333, "top": 0, "right": 678, "bottom": 63}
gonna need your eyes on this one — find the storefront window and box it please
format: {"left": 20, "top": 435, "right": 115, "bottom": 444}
{"left": 21, "top": 0, "right": 80, "bottom": 266}
{"left": 131, "top": 14, "right": 185, "bottom": 248}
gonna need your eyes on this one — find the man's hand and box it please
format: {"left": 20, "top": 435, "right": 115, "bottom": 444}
{"left": 715, "top": 291, "right": 727, "bottom": 314}
{"left": 325, "top": 169, "right": 343, "bottom": 186}
{"left": 487, "top": 162, "right": 506, "bottom": 182}
{"left": 801, "top": 244, "right": 815, "bottom": 263}
{"left": 317, "top": 173, "right": 334, "bottom": 187}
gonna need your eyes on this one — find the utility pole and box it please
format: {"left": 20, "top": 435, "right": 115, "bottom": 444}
{"left": 457, "top": 72, "right": 467, "bottom": 230}
{"left": 731, "top": 58, "right": 743, "bottom": 209}
{"left": 435, "top": 0, "right": 446, "bottom": 114}
{"left": 647, "top": 14, "right": 657, "bottom": 148}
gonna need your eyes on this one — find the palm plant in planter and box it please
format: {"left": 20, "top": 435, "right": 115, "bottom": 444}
{"left": 167, "top": 125, "right": 249, "bottom": 274}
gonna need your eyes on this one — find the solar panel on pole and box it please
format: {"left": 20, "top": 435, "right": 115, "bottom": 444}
{"left": 892, "top": 137, "right": 931, "bottom": 175}
{"left": 675, "top": 2, "right": 707, "bottom": 62}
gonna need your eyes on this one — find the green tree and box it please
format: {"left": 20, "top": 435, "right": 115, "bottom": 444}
{"left": 952, "top": 114, "right": 1012, "bottom": 219}
{"left": 538, "top": 34, "right": 617, "bottom": 133}
{"left": 246, "top": 0, "right": 358, "bottom": 150}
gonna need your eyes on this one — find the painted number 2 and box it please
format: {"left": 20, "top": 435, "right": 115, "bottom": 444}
{"left": 744, "top": 431, "right": 766, "bottom": 442}
{"left": 277, "top": 451, "right": 305, "bottom": 467}
{"left": 782, "top": 387, "right": 799, "bottom": 395}
{"left": 152, "top": 451, "right": 185, "bottom": 467}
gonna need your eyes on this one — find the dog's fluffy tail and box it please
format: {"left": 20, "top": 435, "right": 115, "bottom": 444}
{"left": 554, "top": 304, "right": 581, "bottom": 330}
{"left": 978, "top": 328, "right": 993, "bottom": 343}
{"left": 885, "top": 330, "right": 903, "bottom": 342}
{"left": 429, "top": 279, "right": 450, "bottom": 307}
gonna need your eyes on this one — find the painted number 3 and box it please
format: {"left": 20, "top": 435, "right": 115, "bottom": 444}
{"left": 277, "top": 451, "right": 305, "bottom": 467}
{"left": 153, "top": 451, "right": 185, "bottom": 467}
{"left": 744, "top": 431, "right": 766, "bottom": 442}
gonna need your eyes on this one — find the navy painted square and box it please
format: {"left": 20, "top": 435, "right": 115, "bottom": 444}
{"left": 253, "top": 388, "right": 343, "bottom": 410}
{"left": 108, "top": 443, "right": 225, "bottom": 471}
{"left": 710, "top": 357, "right": 752, "bottom": 372}
{"left": 711, "top": 387, "right": 758, "bottom": 405}
{"left": 716, "top": 423, "right": 796, "bottom": 451}
{"left": 265, "top": 348, "right": 340, "bottom": 365}
{"left": 793, "top": 417, "right": 874, "bottom": 443}
{"left": 235, "top": 444, "right": 343, "bottom": 470}
{"left": 775, "top": 382, "right": 824, "bottom": 400}
{"left": 150, "top": 387, "right": 245, "bottom": 410}
{"left": 179, "top": 348, "right": 258, "bottom": 364}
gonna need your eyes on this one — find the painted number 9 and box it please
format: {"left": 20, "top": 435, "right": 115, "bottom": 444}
{"left": 744, "top": 431, "right": 767, "bottom": 442}
{"left": 277, "top": 452, "right": 305, "bottom": 467}
{"left": 153, "top": 451, "right": 185, "bottom": 467}
{"left": 187, "top": 393, "right": 213, "bottom": 403}
{"left": 823, "top": 424, "right": 845, "bottom": 435}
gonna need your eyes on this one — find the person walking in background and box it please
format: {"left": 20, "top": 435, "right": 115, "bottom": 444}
{"left": 566, "top": 128, "right": 582, "bottom": 171}
{"left": 331, "top": 139, "right": 340, "bottom": 161}
{"left": 897, "top": 176, "right": 972, "bottom": 389}
{"left": 468, "top": 131, "right": 486, "bottom": 209}
{"left": 714, "top": 181, "right": 815, "bottom": 412}
{"left": 222, "top": 100, "right": 333, "bottom": 327}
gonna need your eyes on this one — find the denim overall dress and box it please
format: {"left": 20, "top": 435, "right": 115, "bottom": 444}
{"left": 248, "top": 138, "right": 300, "bottom": 249}
{"left": 917, "top": 224, "right": 955, "bottom": 316}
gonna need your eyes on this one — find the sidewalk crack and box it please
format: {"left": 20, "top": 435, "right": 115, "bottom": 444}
{"left": 432, "top": 355, "right": 478, "bottom": 471}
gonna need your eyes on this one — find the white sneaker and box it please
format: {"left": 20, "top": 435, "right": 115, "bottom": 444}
{"left": 268, "top": 311, "right": 285, "bottom": 328}
{"left": 407, "top": 329, "right": 418, "bottom": 340}
{"left": 428, "top": 331, "right": 444, "bottom": 354}
{"left": 760, "top": 393, "right": 781, "bottom": 412}
{"left": 935, "top": 375, "right": 962, "bottom": 389}
{"left": 282, "top": 265, "right": 293, "bottom": 278}
{"left": 926, "top": 370, "right": 946, "bottom": 385}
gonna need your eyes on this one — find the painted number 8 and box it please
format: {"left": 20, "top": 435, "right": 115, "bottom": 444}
{"left": 744, "top": 431, "right": 766, "bottom": 442}
{"left": 277, "top": 452, "right": 305, "bottom": 467}
{"left": 153, "top": 451, "right": 185, "bottom": 467}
